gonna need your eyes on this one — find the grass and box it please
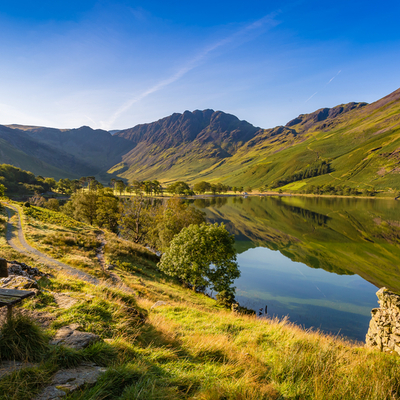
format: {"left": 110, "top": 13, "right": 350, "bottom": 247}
{"left": 1, "top": 203, "right": 400, "bottom": 399}
{"left": 0, "top": 315, "right": 50, "bottom": 362}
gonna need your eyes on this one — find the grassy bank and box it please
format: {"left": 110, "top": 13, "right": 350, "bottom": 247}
{"left": 1, "top": 203, "right": 400, "bottom": 399}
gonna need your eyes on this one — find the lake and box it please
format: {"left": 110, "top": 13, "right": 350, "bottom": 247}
{"left": 192, "top": 195, "right": 400, "bottom": 341}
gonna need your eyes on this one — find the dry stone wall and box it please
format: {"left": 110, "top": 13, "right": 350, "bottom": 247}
{"left": 366, "top": 287, "right": 400, "bottom": 354}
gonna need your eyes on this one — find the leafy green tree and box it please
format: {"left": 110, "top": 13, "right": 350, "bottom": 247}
{"left": 56, "top": 178, "right": 72, "bottom": 194}
{"left": 0, "top": 183, "right": 5, "bottom": 197}
{"left": 119, "top": 195, "right": 152, "bottom": 243}
{"left": 166, "top": 181, "right": 193, "bottom": 195}
{"left": 86, "top": 176, "right": 96, "bottom": 191}
{"left": 96, "top": 190, "right": 120, "bottom": 232}
{"left": 44, "top": 198, "right": 60, "bottom": 211}
{"left": 70, "top": 179, "right": 82, "bottom": 193}
{"left": 146, "top": 197, "right": 205, "bottom": 251}
{"left": 126, "top": 185, "right": 134, "bottom": 196}
{"left": 63, "top": 191, "right": 98, "bottom": 225}
{"left": 44, "top": 177, "right": 57, "bottom": 190}
{"left": 115, "top": 180, "right": 126, "bottom": 196}
{"left": 132, "top": 180, "right": 143, "bottom": 195}
{"left": 193, "top": 181, "right": 211, "bottom": 194}
{"left": 158, "top": 223, "right": 240, "bottom": 295}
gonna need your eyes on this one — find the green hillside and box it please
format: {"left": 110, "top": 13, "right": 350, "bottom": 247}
{"left": 195, "top": 90, "right": 400, "bottom": 192}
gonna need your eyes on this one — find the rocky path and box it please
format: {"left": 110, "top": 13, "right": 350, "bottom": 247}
{"left": 3, "top": 203, "right": 100, "bottom": 285}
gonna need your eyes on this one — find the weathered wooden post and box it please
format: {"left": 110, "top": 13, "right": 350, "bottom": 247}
{"left": 0, "top": 258, "right": 8, "bottom": 278}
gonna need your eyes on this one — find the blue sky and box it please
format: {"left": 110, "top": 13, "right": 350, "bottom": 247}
{"left": 0, "top": 0, "right": 399, "bottom": 130}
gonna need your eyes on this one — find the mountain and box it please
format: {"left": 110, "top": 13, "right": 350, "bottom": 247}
{"left": 110, "top": 109, "right": 259, "bottom": 182}
{"left": 1, "top": 87, "right": 400, "bottom": 192}
{"left": 2, "top": 124, "right": 135, "bottom": 180}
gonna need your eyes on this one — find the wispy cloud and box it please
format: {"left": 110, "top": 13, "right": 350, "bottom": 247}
{"left": 305, "top": 70, "right": 342, "bottom": 103}
{"left": 101, "top": 13, "right": 280, "bottom": 129}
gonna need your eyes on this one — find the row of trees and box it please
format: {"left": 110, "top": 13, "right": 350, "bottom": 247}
{"left": 271, "top": 161, "right": 331, "bottom": 189}
{"left": 302, "top": 184, "right": 377, "bottom": 197}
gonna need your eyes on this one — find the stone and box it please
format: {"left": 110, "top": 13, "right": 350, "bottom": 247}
{"left": 50, "top": 324, "right": 101, "bottom": 350}
{"left": 35, "top": 365, "right": 106, "bottom": 400}
{"left": 0, "top": 275, "right": 39, "bottom": 290}
{"left": 151, "top": 301, "right": 167, "bottom": 309}
{"left": 0, "top": 361, "right": 36, "bottom": 379}
{"left": 53, "top": 293, "right": 78, "bottom": 309}
{"left": 0, "top": 258, "right": 8, "bottom": 278}
{"left": 366, "top": 287, "right": 400, "bottom": 355}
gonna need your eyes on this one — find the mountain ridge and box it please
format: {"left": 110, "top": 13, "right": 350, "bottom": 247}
{"left": 2, "top": 87, "right": 400, "bottom": 192}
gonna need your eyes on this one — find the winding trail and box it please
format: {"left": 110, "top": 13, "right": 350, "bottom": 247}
{"left": 3, "top": 202, "right": 100, "bottom": 285}
{"left": 3, "top": 202, "right": 134, "bottom": 293}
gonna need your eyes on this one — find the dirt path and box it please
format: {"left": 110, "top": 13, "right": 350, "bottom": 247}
{"left": 3, "top": 203, "right": 100, "bottom": 285}
{"left": 3, "top": 202, "right": 134, "bottom": 293}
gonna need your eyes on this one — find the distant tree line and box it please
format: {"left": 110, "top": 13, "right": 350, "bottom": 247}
{"left": 193, "top": 181, "right": 249, "bottom": 195}
{"left": 302, "top": 184, "right": 377, "bottom": 197}
{"left": 271, "top": 160, "right": 331, "bottom": 189}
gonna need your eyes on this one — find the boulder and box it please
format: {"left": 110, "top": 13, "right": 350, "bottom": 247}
{"left": 151, "top": 301, "right": 167, "bottom": 309}
{"left": 50, "top": 324, "right": 101, "bottom": 350}
{"left": 0, "top": 275, "right": 39, "bottom": 290}
{"left": 35, "top": 364, "right": 106, "bottom": 400}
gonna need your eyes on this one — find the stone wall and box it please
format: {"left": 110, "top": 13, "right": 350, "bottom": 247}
{"left": 366, "top": 287, "right": 400, "bottom": 354}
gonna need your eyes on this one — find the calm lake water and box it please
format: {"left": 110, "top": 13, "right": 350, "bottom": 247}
{"left": 192, "top": 196, "right": 400, "bottom": 341}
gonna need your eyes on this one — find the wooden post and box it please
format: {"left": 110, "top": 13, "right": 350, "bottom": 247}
{"left": 6, "top": 305, "right": 12, "bottom": 321}
{"left": 0, "top": 258, "right": 7, "bottom": 278}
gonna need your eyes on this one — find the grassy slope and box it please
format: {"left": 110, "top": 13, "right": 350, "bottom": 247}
{"left": 203, "top": 95, "right": 400, "bottom": 191}
{"left": 1, "top": 204, "right": 400, "bottom": 399}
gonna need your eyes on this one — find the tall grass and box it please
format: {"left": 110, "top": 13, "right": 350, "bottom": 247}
{"left": 0, "top": 314, "right": 49, "bottom": 362}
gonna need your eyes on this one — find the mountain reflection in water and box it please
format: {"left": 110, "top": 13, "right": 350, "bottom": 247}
{"left": 193, "top": 196, "right": 400, "bottom": 341}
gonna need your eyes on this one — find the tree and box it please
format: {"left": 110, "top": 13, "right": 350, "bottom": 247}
{"left": 96, "top": 190, "right": 120, "bottom": 232}
{"left": 158, "top": 223, "right": 240, "bottom": 297}
{"left": 29, "top": 193, "right": 46, "bottom": 207}
{"left": 0, "top": 183, "right": 5, "bottom": 197}
{"left": 63, "top": 191, "right": 98, "bottom": 225}
{"left": 146, "top": 197, "right": 205, "bottom": 251}
{"left": 166, "top": 181, "right": 193, "bottom": 195}
{"left": 45, "top": 198, "right": 60, "bottom": 211}
{"left": 57, "top": 178, "right": 72, "bottom": 194}
{"left": 115, "top": 180, "right": 126, "bottom": 196}
{"left": 193, "top": 181, "right": 211, "bottom": 194}
{"left": 119, "top": 195, "right": 152, "bottom": 243}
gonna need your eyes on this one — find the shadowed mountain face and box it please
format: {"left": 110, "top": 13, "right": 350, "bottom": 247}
{"left": 1, "top": 87, "right": 400, "bottom": 190}
{"left": 1, "top": 124, "right": 135, "bottom": 179}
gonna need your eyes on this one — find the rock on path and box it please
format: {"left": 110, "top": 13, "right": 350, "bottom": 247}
{"left": 34, "top": 363, "right": 106, "bottom": 400}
